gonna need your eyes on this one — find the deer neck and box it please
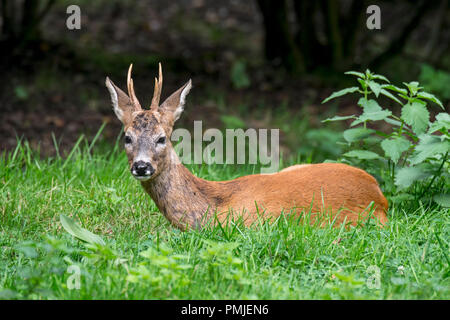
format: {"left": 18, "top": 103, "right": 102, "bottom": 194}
{"left": 140, "top": 149, "right": 221, "bottom": 230}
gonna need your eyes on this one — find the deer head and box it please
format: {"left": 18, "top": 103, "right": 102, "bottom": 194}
{"left": 105, "top": 63, "right": 192, "bottom": 181}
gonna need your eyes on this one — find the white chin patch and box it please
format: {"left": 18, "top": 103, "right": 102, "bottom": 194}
{"left": 133, "top": 175, "right": 151, "bottom": 181}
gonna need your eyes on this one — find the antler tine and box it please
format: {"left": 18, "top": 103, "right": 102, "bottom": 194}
{"left": 150, "top": 62, "right": 163, "bottom": 108}
{"left": 151, "top": 77, "right": 158, "bottom": 107}
{"left": 127, "top": 64, "right": 142, "bottom": 110}
{"left": 158, "top": 62, "right": 163, "bottom": 94}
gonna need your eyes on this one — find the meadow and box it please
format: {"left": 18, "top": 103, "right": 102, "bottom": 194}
{"left": 0, "top": 132, "right": 448, "bottom": 299}
{"left": 1, "top": 0, "right": 449, "bottom": 301}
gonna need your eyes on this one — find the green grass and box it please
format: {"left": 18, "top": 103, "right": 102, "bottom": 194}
{"left": 0, "top": 137, "right": 449, "bottom": 300}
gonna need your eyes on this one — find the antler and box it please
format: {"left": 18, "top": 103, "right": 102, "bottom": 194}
{"left": 150, "top": 62, "right": 163, "bottom": 109}
{"left": 127, "top": 64, "right": 142, "bottom": 110}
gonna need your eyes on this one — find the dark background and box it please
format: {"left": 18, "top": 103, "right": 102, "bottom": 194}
{"left": 0, "top": 0, "right": 449, "bottom": 158}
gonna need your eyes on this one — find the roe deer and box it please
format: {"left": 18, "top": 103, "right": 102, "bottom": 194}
{"left": 105, "top": 64, "right": 388, "bottom": 230}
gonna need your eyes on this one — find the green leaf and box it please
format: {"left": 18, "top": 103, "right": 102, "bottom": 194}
{"left": 343, "top": 128, "right": 375, "bottom": 143}
{"left": 60, "top": 214, "right": 106, "bottom": 246}
{"left": 395, "top": 166, "right": 431, "bottom": 189}
{"left": 409, "top": 134, "right": 450, "bottom": 165}
{"left": 382, "top": 84, "right": 407, "bottom": 95}
{"left": 403, "top": 81, "right": 422, "bottom": 96}
{"left": 401, "top": 101, "right": 430, "bottom": 135}
{"left": 16, "top": 245, "right": 38, "bottom": 258}
{"left": 428, "top": 113, "right": 450, "bottom": 133}
{"left": 351, "top": 98, "right": 392, "bottom": 126}
{"left": 380, "top": 88, "right": 403, "bottom": 105}
{"left": 417, "top": 92, "right": 444, "bottom": 110}
{"left": 0, "top": 289, "right": 18, "bottom": 299}
{"left": 372, "top": 74, "right": 390, "bottom": 83}
{"left": 391, "top": 276, "right": 407, "bottom": 285}
{"left": 343, "top": 150, "right": 380, "bottom": 160}
{"left": 14, "top": 86, "right": 29, "bottom": 100}
{"left": 352, "top": 110, "right": 392, "bottom": 126}
{"left": 435, "top": 112, "right": 450, "bottom": 123}
{"left": 358, "top": 98, "right": 381, "bottom": 112}
{"left": 357, "top": 79, "right": 367, "bottom": 90}
{"left": 433, "top": 194, "right": 450, "bottom": 207}
{"left": 381, "top": 136, "right": 411, "bottom": 163}
{"left": 344, "top": 71, "right": 365, "bottom": 78}
{"left": 322, "top": 115, "right": 356, "bottom": 123}
{"left": 322, "top": 87, "right": 359, "bottom": 103}
{"left": 384, "top": 118, "right": 403, "bottom": 127}
{"left": 220, "top": 115, "right": 245, "bottom": 129}
{"left": 368, "top": 81, "right": 382, "bottom": 97}
{"left": 389, "top": 193, "right": 415, "bottom": 204}
{"left": 230, "top": 60, "right": 250, "bottom": 89}
{"left": 399, "top": 93, "right": 410, "bottom": 101}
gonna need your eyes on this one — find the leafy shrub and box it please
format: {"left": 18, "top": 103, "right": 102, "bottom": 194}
{"left": 230, "top": 60, "right": 251, "bottom": 89}
{"left": 126, "top": 243, "right": 192, "bottom": 292}
{"left": 419, "top": 64, "right": 450, "bottom": 101}
{"left": 322, "top": 70, "right": 449, "bottom": 206}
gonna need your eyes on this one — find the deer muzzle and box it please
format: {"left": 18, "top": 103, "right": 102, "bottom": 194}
{"left": 131, "top": 160, "right": 155, "bottom": 180}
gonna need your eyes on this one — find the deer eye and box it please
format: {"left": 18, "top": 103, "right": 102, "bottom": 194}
{"left": 124, "top": 136, "right": 132, "bottom": 144}
{"left": 156, "top": 136, "right": 166, "bottom": 145}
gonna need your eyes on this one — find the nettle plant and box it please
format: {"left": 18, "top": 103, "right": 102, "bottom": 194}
{"left": 322, "top": 70, "right": 449, "bottom": 206}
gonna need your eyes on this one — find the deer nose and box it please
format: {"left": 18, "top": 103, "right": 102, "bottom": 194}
{"left": 131, "top": 161, "right": 154, "bottom": 179}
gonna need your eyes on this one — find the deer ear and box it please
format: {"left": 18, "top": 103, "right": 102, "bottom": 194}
{"left": 158, "top": 80, "right": 192, "bottom": 125}
{"left": 105, "top": 77, "right": 139, "bottom": 125}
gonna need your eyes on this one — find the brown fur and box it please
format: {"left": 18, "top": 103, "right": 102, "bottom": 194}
{"left": 106, "top": 65, "right": 389, "bottom": 231}
{"left": 140, "top": 160, "right": 388, "bottom": 230}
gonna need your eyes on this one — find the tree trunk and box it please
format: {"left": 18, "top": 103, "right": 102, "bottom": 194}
{"left": 256, "top": 0, "right": 304, "bottom": 73}
{"left": 342, "top": 0, "right": 366, "bottom": 65}
{"left": 1, "top": 0, "right": 14, "bottom": 40}
{"left": 0, "top": 0, "right": 56, "bottom": 54}
{"left": 293, "top": 0, "right": 328, "bottom": 71}
{"left": 323, "top": 0, "right": 343, "bottom": 69}
{"left": 369, "top": 0, "right": 434, "bottom": 69}
{"left": 255, "top": 0, "right": 438, "bottom": 74}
